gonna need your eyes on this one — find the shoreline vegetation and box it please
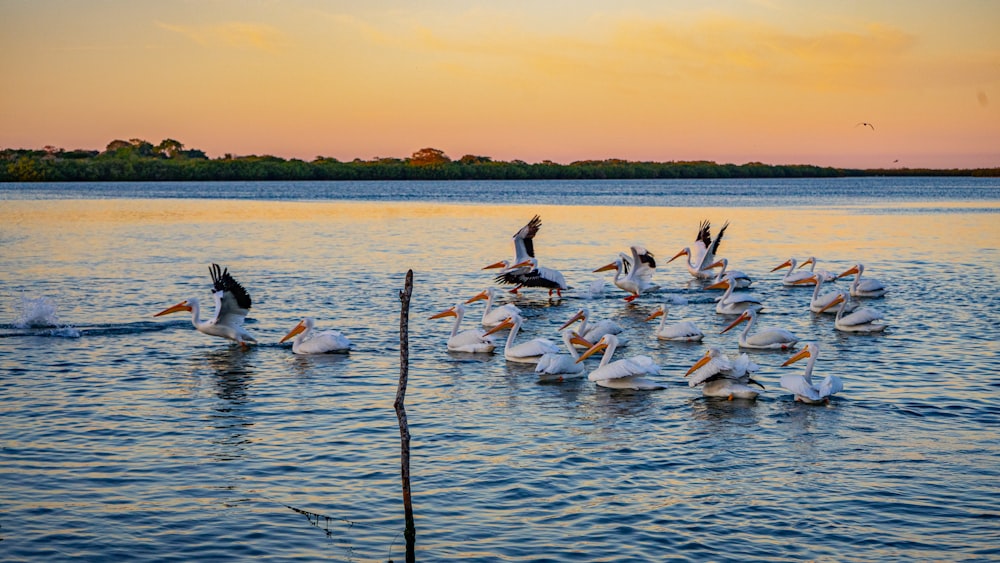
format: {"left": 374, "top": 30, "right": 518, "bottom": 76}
{"left": 3, "top": 138, "right": 998, "bottom": 182}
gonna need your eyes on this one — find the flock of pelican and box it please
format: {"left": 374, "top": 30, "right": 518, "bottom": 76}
{"left": 153, "top": 216, "right": 890, "bottom": 405}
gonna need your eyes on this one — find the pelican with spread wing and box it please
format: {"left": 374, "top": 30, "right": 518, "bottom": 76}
{"left": 154, "top": 263, "right": 257, "bottom": 346}
{"left": 668, "top": 220, "right": 729, "bottom": 279}
{"left": 485, "top": 215, "right": 567, "bottom": 296}
{"left": 684, "top": 347, "right": 764, "bottom": 400}
{"left": 594, "top": 245, "right": 659, "bottom": 301}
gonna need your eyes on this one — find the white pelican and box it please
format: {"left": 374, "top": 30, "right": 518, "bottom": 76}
{"left": 465, "top": 287, "right": 522, "bottom": 328}
{"left": 820, "top": 294, "right": 888, "bottom": 333}
{"left": 429, "top": 302, "right": 496, "bottom": 353}
{"left": 838, "top": 263, "right": 888, "bottom": 298}
{"left": 280, "top": 317, "right": 351, "bottom": 354}
{"left": 594, "top": 246, "right": 659, "bottom": 301}
{"left": 668, "top": 220, "right": 729, "bottom": 279}
{"left": 645, "top": 303, "right": 704, "bottom": 342}
{"left": 706, "top": 274, "right": 763, "bottom": 315}
{"left": 559, "top": 308, "right": 625, "bottom": 347}
{"left": 684, "top": 347, "right": 764, "bottom": 400}
{"left": 793, "top": 274, "right": 855, "bottom": 314}
{"left": 706, "top": 258, "right": 753, "bottom": 289}
{"left": 485, "top": 215, "right": 567, "bottom": 296}
{"left": 484, "top": 313, "right": 559, "bottom": 364}
{"left": 535, "top": 330, "right": 594, "bottom": 380}
{"left": 780, "top": 342, "right": 843, "bottom": 404}
{"left": 576, "top": 334, "right": 663, "bottom": 390}
{"left": 797, "top": 257, "right": 837, "bottom": 283}
{"left": 771, "top": 257, "right": 816, "bottom": 286}
{"left": 721, "top": 309, "right": 799, "bottom": 350}
{"left": 154, "top": 263, "right": 257, "bottom": 346}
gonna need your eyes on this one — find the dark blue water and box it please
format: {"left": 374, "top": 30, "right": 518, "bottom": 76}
{"left": 1, "top": 178, "right": 998, "bottom": 562}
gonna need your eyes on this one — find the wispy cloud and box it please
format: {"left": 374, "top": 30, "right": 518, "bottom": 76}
{"left": 156, "top": 21, "right": 285, "bottom": 52}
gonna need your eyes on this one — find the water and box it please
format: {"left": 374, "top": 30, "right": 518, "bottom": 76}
{"left": 1, "top": 178, "right": 998, "bottom": 562}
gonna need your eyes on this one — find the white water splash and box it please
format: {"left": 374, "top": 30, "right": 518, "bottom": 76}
{"left": 13, "top": 294, "right": 81, "bottom": 337}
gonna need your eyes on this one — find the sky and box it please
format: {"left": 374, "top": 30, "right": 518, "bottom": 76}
{"left": 1, "top": 0, "right": 998, "bottom": 168}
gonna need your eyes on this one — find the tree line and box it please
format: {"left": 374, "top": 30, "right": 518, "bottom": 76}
{"left": 2, "top": 139, "right": 997, "bottom": 182}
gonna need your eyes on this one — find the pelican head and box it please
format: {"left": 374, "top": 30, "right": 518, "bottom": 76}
{"left": 154, "top": 299, "right": 194, "bottom": 317}
{"left": 576, "top": 333, "right": 615, "bottom": 363}
{"left": 838, "top": 263, "right": 863, "bottom": 279}
{"left": 559, "top": 309, "right": 588, "bottom": 331}
{"left": 280, "top": 317, "right": 315, "bottom": 343}
{"left": 483, "top": 314, "right": 520, "bottom": 336}
{"left": 771, "top": 258, "right": 795, "bottom": 272}
{"left": 667, "top": 248, "right": 690, "bottom": 263}
{"left": 798, "top": 257, "right": 816, "bottom": 269}
{"left": 430, "top": 304, "right": 462, "bottom": 320}
{"left": 482, "top": 260, "right": 509, "bottom": 270}
{"left": 721, "top": 309, "right": 753, "bottom": 333}
{"left": 465, "top": 288, "right": 494, "bottom": 304}
{"left": 594, "top": 259, "right": 620, "bottom": 273}
{"left": 644, "top": 305, "right": 666, "bottom": 322}
{"left": 782, "top": 343, "right": 815, "bottom": 367}
{"left": 685, "top": 347, "right": 722, "bottom": 376}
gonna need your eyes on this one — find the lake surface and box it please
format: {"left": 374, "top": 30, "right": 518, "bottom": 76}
{"left": 1, "top": 178, "right": 999, "bottom": 562}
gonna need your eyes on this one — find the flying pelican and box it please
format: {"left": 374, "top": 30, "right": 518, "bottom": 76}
{"left": 280, "top": 317, "right": 351, "bottom": 354}
{"left": 535, "top": 330, "right": 594, "bottom": 380}
{"left": 706, "top": 258, "right": 753, "bottom": 289}
{"left": 780, "top": 342, "right": 843, "bottom": 404}
{"left": 154, "top": 263, "right": 257, "bottom": 346}
{"left": 721, "top": 309, "right": 799, "bottom": 350}
{"left": 484, "top": 313, "right": 559, "bottom": 364}
{"left": 465, "top": 287, "right": 522, "bottom": 328}
{"left": 684, "top": 347, "right": 764, "bottom": 400}
{"left": 793, "top": 274, "right": 855, "bottom": 314}
{"left": 645, "top": 303, "right": 704, "bottom": 341}
{"left": 771, "top": 257, "right": 816, "bottom": 286}
{"left": 820, "top": 294, "right": 888, "bottom": 333}
{"left": 594, "top": 245, "right": 659, "bottom": 301}
{"left": 838, "top": 263, "right": 887, "bottom": 298}
{"left": 485, "top": 215, "right": 567, "bottom": 296}
{"left": 856, "top": 122, "right": 875, "bottom": 130}
{"left": 706, "top": 274, "right": 763, "bottom": 315}
{"left": 559, "top": 308, "right": 625, "bottom": 346}
{"left": 797, "top": 257, "right": 837, "bottom": 283}
{"left": 668, "top": 220, "right": 729, "bottom": 279}
{"left": 429, "top": 302, "right": 496, "bottom": 353}
{"left": 576, "top": 334, "right": 663, "bottom": 390}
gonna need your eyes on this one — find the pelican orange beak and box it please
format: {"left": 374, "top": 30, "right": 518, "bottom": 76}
{"left": 818, "top": 294, "right": 845, "bottom": 313}
{"left": 483, "top": 261, "right": 507, "bottom": 270}
{"left": 280, "top": 320, "right": 307, "bottom": 343}
{"left": 429, "top": 307, "right": 458, "bottom": 320}
{"left": 483, "top": 317, "right": 516, "bottom": 336}
{"left": 569, "top": 335, "right": 594, "bottom": 349}
{"left": 465, "top": 290, "right": 489, "bottom": 304}
{"left": 797, "top": 257, "right": 815, "bottom": 269}
{"left": 594, "top": 262, "right": 618, "bottom": 273}
{"left": 511, "top": 259, "right": 533, "bottom": 269}
{"left": 558, "top": 309, "right": 586, "bottom": 330}
{"left": 576, "top": 340, "right": 608, "bottom": 363}
{"left": 721, "top": 311, "right": 750, "bottom": 334}
{"left": 771, "top": 259, "right": 793, "bottom": 272}
{"left": 791, "top": 275, "right": 819, "bottom": 285}
{"left": 685, "top": 352, "right": 713, "bottom": 376}
{"left": 706, "top": 279, "right": 730, "bottom": 290}
{"left": 644, "top": 308, "right": 664, "bottom": 321}
{"left": 154, "top": 300, "right": 192, "bottom": 317}
{"left": 667, "top": 249, "right": 688, "bottom": 263}
{"left": 838, "top": 265, "right": 860, "bottom": 278}
{"left": 705, "top": 260, "right": 724, "bottom": 269}
{"left": 782, "top": 347, "right": 812, "bottom": 367}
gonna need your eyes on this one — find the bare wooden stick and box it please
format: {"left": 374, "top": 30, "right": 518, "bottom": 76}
{"left": 394, "top": 269, "right": 416, "bottom": 563}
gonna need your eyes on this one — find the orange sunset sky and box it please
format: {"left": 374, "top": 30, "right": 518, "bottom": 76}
{"left": 2, "top": 1, "right": 998, "bottom": 169}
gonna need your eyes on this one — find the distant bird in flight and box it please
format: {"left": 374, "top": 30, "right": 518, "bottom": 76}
{"left": 856, "top": 122, "right": 875, "bottom": 130}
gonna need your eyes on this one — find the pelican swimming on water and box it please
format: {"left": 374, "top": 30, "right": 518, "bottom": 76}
{"left": 838, "top": 263, "right": 887, "bottom": 298}
{"left": 154, "top": 263, "right": 257, "bottom": 346}
{"left": 771, "top": 257, "right": 816, "bottom": 286}
{"left": 430, "top": 302, "right": 496, "bottom": 353}
{"left": 793, "top": 274, "right": 855, "bottom": 314}
{"left": 780, "top": 342, "right": 843, "bottom": 404}
{"left": 484, "top": 313, "right": 559, "bottom": 364}
{"left": 465, "top": 287, "right": 522, "bottom": 328}
{"left": 684, "top": 347, "right": 764, "bottom": 400}
{"left": 559, "top": 307, "right": 625, "bottom": 347}
{"left": 645, "top": 303, "right": 704, "bottom": 341}
{"left": 594, "top": 245, "right": 659, "bottom": 301}
{"left": 280, "top": 317, "right": 351, "bottom": 354}
{"left": 576, "top": 333, "right": 663, "bottom": 390}
{"left": 535, "top": 330, "right": 594, "bottom": 380}
{"left": 706, "top": 274, "right": 763, "bottom": 315}
{"left": 721, "top": 308, "right": 799, "bottom": 350}
{"left": 820, "top": 294, "right": 888, "bottom": 333}
{"left": 668, "top": 220, "right": 729, "bottom": 279}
